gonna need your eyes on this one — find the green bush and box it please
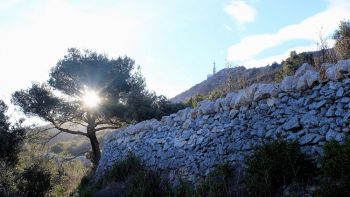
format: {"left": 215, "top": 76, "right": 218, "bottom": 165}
{"left": 17, "top": 163, "right": 52, "bottom": 197}
{"left": 320, "top": 140, "right": 350, "bottom": 179}
{"left": 77, "top": 153, "right": 148, "bottom": 196}
{"left": 77, "top": 176, "right": 97, "bottom": 197}
{"left": 274, "top": 51, "right": 314, "bottom": 82}
{"left": 195, "top": 164, "right": 236, "bottom": 197}
{"left": 315, "top": 139, "right": 350, "bottom": 197}
{"left": 128, "top": 170, "right": 171, "bottom": 197}
{"left": 102, "top": 153, "right": 142, "bottom": 186}
{"left": 172, "top": 179, "right": 194, "bottom": 197}
{"left": 245, "top": 140, "right": 315, "bottom": 197}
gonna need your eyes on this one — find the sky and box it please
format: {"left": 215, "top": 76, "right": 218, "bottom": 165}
{"left": 1, "top": 0, "right": 350, "bottom": 120}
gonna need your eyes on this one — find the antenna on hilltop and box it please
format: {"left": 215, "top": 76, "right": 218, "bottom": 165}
{"left": 213, "top": 61, "right": 216, "bottom": 75}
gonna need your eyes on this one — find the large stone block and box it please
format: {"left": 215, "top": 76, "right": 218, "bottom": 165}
{"left": 280, "top": 76, "right": 297, "bottom": 92}
{"left": 295, "top": 63, "right": 315, "bottom": 77}
{"left": 253, "top": 83, "right": 280, "bottom": 101}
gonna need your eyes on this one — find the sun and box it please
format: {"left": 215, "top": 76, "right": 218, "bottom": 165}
{"left": 82, "top": 90, "right": 101, "bottom": 108}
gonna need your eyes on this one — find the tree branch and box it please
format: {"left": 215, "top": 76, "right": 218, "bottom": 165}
{"left": 95, "top": 125, "right": 122, "bottom": 131}
{"left": 52, "top": 122, "right": 88, "bottom": 136}
{"left": 41, "top": 131, "right": 63, "bottom": 145}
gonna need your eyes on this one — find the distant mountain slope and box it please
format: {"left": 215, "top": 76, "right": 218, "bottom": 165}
{"left": 170, "top": 49, "right": 331, "bottom": 103}
{"left": 170, "top": 64, "right": 281, "bottom": 103}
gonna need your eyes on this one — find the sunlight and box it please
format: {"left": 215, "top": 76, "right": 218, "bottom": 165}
{"left": 82, "top": 90, "right": 101, "bottom": 108}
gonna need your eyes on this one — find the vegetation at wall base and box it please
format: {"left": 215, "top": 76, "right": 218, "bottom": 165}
{"left": 315, "top": 138, "right": 350, "bottom": 197}
{"left": 245, "top": 140, "right": 316, "bottom": 197}
{"left": 195, "top": 164, "right": 239, "bottom": 197}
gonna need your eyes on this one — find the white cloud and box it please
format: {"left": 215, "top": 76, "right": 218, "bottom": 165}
{"left": 225, "top": 0, "right": 256, "bottom": 25}
{"left": 242, "top": 45, "right": 317, "bottom": 68}
{"left": 227, "top": 0, "right": 350, "bottom": 65}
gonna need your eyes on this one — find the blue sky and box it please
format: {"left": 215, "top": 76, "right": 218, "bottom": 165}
{"left": 0, "top": 0, "right": 350, "bottom": 111}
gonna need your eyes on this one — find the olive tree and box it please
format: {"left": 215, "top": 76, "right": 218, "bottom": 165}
{"left": 12, "top": 48, "right": 149, "bottom": 167}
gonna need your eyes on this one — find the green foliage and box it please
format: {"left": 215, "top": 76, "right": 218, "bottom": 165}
{"left": 79, "top": 153, "right": 171, "bottom": 197}
{"left": 102, "top": 153, "right": 142, "bottom": 185}
{"left": 0, "top": 101, "right": 25, "bottom": 167}
{"left": 207, "top": 90, "right": 226, "bottom": 101}
{"left": 195, "top": 164, "right": 236, "bottom": 197}
{"left": 186, "top": 94, "right": 205, "bottom": 108}
{"left": 77, "top": 176, "right": 97, "bottom": 197}
{"left": 128, "top": 170, "right": 171, "bottom": 197}
{"left": 321, "top": 140, "right": 350, "bottom": 179}
{"left": 315, "top": 139, "right": 350, "bottom": 197}
{"left": 0, "top": 100, "right": 26, "bottom": 196}
{"left": 334, "top": 20, "right": 350, "bottom": 60}
{"left": 172, "top": 180, "right": 194, "bottom": 197}
{"left": 125, "top": 91, "right": 187, "bottom": 122}
{"left": 245, "top": 140, "right": 315, "bottom": 196}
{"left": 275, "top": 51, "right": 314, "bottom": 82}
{"left": 17, "top": 162, "right": 52, "bottom": 197}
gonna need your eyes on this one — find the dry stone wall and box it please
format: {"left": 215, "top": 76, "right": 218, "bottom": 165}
{"left": 95, "top": 60, "right": 350, "bottom": 184}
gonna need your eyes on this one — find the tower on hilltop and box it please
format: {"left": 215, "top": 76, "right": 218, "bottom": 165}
{"left": 213, "top": 61, "right": 216, "bottom": 75}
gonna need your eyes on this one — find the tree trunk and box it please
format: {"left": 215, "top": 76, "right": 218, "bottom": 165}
{"left": 87, "top": 128, "right": 101, "bottom": 168}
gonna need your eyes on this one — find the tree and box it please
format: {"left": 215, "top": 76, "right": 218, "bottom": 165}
{"left": 334, "top": 20, "right": 350, "bottom": 60}
{"left": 12, "top": 48, "right": 154, "bottom": 168}
{"left": 275, "top": 51, "right": 314, "bottom": 82}
{"left": 315, "top": 28, "right": 337, "bottom": 67}
{"left": 0, "top": 100, "right": 25, "bottom": 197}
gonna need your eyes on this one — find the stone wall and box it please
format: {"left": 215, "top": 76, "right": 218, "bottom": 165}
{"left": 95, "top": 60, "right": 350, "bottom": 184}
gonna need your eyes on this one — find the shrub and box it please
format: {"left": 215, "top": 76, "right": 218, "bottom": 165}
{"left": 77, "top": 153, "right": 144, "bottom": 196}
{"left": 274, "top": 51, "right": 314, "bottom": 82}
{"left": 245, "top": 140, "right": 315, "bottom": 196}
{"left": 334, "top": 20, "right": 350, "bottom": 60}
{"left": 76, "top": 176, "right": 98, "bottom": 197}
{"left": 128, "top": 170, "right": 171, "bottom": 197}
{"left": 315, "top": 139, "right": 350, "bottom": 197}
{"left": 186, "top": 94, "right": 205, "bottom": 108}
{"left": 17, "top": 163, "right": 52, "bottom": 197}
{"left": 102, "top": 153, "right": 142, "bottom": 185}
{"left": 172, "top": 180, "right": 194, "bottom": 197}
{"left": 195, "top": 164, "right": 237, "bottom": 197}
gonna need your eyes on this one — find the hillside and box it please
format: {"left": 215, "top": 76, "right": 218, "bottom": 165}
{"left": 170, "top": 63, "right": 281, "bottom": 103}
{"left": 170, "top": 50, "right": 331, "bottom": 103}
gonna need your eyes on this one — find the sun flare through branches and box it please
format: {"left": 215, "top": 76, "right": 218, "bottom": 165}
{"left": 82, "top": 90, "right": 101, "bottom": 108}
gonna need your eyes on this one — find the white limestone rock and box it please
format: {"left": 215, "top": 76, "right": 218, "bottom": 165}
{"left": 325, "top": 64, "right": 337, "bottom": 81}
{"left": 280, "top": 76, "right": 297, "bottom": 92}
{"left": 197, "top": 100, "right": 215, "bottom": 115}
{"left": 233, "top": 84, "right": 259, "bottom": 107}
{"left": 253, "top": 83, "right": 280, "bottom": 101}
{"left": 295, "top": 63, "right": 315, "bottom": 78}
{"left": 335, "top": 59, "right": 350, "bottom": 79}
{"left": 296, "top": 70, "right": 319, "bottom": 91}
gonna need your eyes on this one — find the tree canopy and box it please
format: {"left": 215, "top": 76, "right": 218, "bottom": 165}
{"left": 12, "top": 48, "right": 185, "bottom": 167}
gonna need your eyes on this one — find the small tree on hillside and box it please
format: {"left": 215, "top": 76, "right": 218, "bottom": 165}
{"left": 275, "top": 51, "right": 314, "bottom": 82}
{"left": 334, "top": 20, "right": 350, "bottom": 60}
{"left": 12, "top": 48, "right": 181, "bottom": 168}
{"left": 315, "top": 28, "right": 337, "bottom": 67}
